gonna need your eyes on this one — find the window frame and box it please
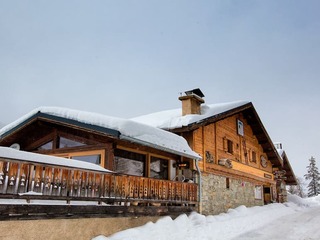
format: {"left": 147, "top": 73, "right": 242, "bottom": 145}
{"left": 223, "top": 137, "right": 234, "bottom": 155}
{"left": 114, "top": 149, "right": 147, "bottom": 177}
{"left": 227, "top": 139, "right": 234, "bottom": 154}
{"left": 53, "top": 149, "right": 106, "bottom": 168}
{"left": 255, "top": 185, "right": 263, "bottom": 200}
{"left": 115, "top": 146, "right": 176, "bottom": 180}
{"left": 150, "top": 156, "right": 169, "bottom": 180}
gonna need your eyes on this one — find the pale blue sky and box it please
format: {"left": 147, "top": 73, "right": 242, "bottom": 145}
{"left": 1, "top": 0, "right": 320, "bottom": 179}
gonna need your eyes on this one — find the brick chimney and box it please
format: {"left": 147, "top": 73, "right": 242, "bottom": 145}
{"left": 179, "top": 88, "right": 205, "bottom": 116}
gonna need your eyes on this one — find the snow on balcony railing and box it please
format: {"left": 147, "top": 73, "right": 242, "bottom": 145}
{"left": 0, "top": 147, "right": 198, "bottom": 205}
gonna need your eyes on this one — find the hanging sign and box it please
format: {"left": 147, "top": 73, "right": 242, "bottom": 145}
{"left": 173, "top": 162, "right": 189, "bottom": 169}
{"left": 264, "top": 173, "right": 272, "bottom": 179}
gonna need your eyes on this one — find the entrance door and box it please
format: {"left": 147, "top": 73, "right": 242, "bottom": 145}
{"left": 263, "top": 186, "right": 271, "bottom": 204}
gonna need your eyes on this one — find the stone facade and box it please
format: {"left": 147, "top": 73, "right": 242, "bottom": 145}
{"left": 201, "top": 173, "right": 264, "bottom": 215}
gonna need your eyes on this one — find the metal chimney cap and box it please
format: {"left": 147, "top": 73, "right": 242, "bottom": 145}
{"left": 184, "top": 88, "right": 205, "bottom": 98}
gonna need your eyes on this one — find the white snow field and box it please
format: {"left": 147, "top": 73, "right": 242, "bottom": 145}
{"left": 92, "top": 194, "right": 320, "bottom": 240}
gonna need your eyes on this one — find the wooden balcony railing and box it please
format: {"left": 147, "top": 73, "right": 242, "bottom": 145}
{"left": 0, "top": 158, "right": 198, "bottom": 206}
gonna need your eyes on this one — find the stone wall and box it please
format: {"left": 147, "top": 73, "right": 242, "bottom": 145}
{"left": 201, "top": 173, "right": 264, "bottom": 215}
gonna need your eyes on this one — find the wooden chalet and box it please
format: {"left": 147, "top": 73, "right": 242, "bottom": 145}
{"left": 0, "top": 107, "right": 201, "bottom": 219}
{"left": 133, "top": 88, "right": 297, "bottom": 215}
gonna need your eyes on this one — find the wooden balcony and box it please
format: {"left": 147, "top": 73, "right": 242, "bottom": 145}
{"left": 0, "top": 155, "right": 198, "bottom": 219}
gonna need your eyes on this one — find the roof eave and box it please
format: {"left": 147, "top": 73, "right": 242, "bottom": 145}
{"left": 281, "top": 151, "right": 298, "bottom": 185}
{"left": 0, "top": 112, "right": 120, "bottom": 141}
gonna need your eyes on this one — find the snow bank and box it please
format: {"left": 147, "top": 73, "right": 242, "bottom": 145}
{"left": 287, "top": 193, "right": 320, "bottom": 208}
{"left": 92, "top": 195, "right": 320, "bottom": 240}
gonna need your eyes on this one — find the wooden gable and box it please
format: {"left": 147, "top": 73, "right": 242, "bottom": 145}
{"left": 0, "top": 112, "right": 119, "bottom": 150}
{"left": 168, "top": 102, "right": 297, "bottom": 185}
{"left": 190, "top": 113, "right": 275, "bottom": 184}
{"left": 172, "top": 102, "right": 283, "bottom": 169}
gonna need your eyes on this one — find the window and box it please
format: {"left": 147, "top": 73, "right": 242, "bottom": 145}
{"left": 36, "top": 135, "right": 87, "bottom": 151}
{"left": 226, "top": 177, "right": 230, "bottom": 189}
{"left": 251, "top": 151, "right": 257, "bottom": 163}
{"left": 150, "top": 157, "right": 168, "bottom": 180}
{"left": 255, "top": 185, "right": 262, "bottom": 199}
{"left": 227, "top": 140, "right": 233, "bottom": 154}
{"left": 114, "top": 149, "right": 146, "bottom": 177}
{"left": 223, "top": 137, "right": 234, "bottom": 154}
{"left": 58, "top": 137, "right": 85, "bottom": 148}
{"left": 37, "top": 141, "right": 53, "bottom": 150}
{"left": 53, "top": 150, "right": 105, "bottom": 167}
{"left": 237, "top": 119, "right": 244, "bottom": 136}
{"left": 71, "top": 155, "right": 101, "bottom": 165}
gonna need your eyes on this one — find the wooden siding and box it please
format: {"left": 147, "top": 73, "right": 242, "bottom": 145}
{"left": 193, "top": 113, "right": 275, "bottom": 183}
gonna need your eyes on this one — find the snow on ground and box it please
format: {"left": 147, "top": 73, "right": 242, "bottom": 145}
{"left": 93, "top": 194, "right": 320, "bottom": 240}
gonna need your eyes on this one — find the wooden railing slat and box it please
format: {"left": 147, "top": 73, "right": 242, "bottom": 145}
{"left": 0, "top": 159, "right": 198, "bottom": 205}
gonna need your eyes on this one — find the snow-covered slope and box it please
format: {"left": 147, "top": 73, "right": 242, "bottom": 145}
{"left": 93, "top": 194, "right": 320, "bottom": 240}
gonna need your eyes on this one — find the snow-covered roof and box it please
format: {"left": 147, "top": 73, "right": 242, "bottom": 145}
{"left": 0, "top": 107, "right": 201, "bottom": 160}
{"left": 132, "top": 100, "right": 250, "bottom": 130}
{"left": 0, "top": 147, "right": 112, "bottom": 173}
